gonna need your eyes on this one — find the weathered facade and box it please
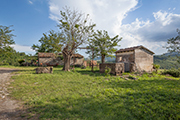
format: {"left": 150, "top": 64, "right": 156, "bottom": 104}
{"left": 38, "top": 53, "right": 84, "bottom": 66}
{"left": 99, "top": 63, "right": 124, "bottom": 75}
{"left": 115, "top": 45, "right": 154, "bottom": 72}
{"left": 38, "top": 53, "right": 56, "bottom": 66}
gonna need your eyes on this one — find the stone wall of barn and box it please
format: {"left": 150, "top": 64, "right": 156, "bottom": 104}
{"left": 99, "top": 63, "right": 124, "bottom": 75}
{"left": 116, "top": 51, "right": 134, "bottom": 63}
{"left": 39, "top": 58, "right": 55, "bottom": 66}
{"left": 39, "top": 57, "right": 84, "bottom": 66}
{"left": 134, "top": 48, "right": 153, "bottom": 72}
{"left": 115, "top": 51, "right": 134, "bottom": 72}
{"left": 70, "top": 58, "right": 84, "bottom": 65}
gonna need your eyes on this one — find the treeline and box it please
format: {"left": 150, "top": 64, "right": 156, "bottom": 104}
{"left": 0, "top": 50, "right": 37, "bottom": 66}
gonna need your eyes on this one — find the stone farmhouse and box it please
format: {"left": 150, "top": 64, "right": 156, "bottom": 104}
{"left": 115, "top": 45, "right": 154, "bottom": 72}
{"left": 38, "top": 52, "right": 84, "bottom": 66}
{"left": 100, "top": 45, "right": 154, "bottom": 75}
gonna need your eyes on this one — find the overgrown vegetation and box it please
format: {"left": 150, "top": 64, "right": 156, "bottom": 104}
{"left": 0, "top": 51, "right": 37, "bottom": 66}
{"left": 7, "top": 66, "right": 180, "bottom": 119}
{"left": 153, "top": 63, "right": 160, "bottom": 74}
{"left": 162, "top": 68, "right": 180, "bottom": 77}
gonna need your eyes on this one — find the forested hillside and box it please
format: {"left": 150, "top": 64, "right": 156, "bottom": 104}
{"left": 154, "top": 54, "right": 180, "bottom": 69}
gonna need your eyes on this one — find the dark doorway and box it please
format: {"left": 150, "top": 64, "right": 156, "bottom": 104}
{"left": 124, "top": 62, "right": 130, "bottom": 72}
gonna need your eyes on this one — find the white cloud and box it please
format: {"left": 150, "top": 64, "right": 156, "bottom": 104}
{"left": 117, "top": 10, "right": 180, "bottom": 54}
{"left": 28, "top": 0, "right": 33, "bottom": 4}
{"left": 11, "top": 44, "right": 36, "bottom": 55}
{"left": 48, "top": 0, "right": 138, "bottom": 35}
{"left": 48, "top": 1, "right": 180, "bottom": 55}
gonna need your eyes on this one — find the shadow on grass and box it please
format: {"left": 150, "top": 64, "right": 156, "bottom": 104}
{"left": 76, "top": 69, "right": 106, "bottom": 77}
{"left": 52, "top": 67, "right": 106, "bottom": 77}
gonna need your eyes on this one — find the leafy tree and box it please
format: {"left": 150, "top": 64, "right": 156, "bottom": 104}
{"left": 0, "top": 25, "right": 15, "bottom": 53}
{"left": 58, "top": 7, "right": 95, "bottom": 71}
{"left": 32, "top": 30, "right": 63, "bottom": 54}
{"left": 87, "top": 30, "right": 122, "bottom": 63}
{"left": 166, "top": 29, "right": 180, "bottom": 63}
{"left": 0, "top": 50, "right": 35, "bottom": 66}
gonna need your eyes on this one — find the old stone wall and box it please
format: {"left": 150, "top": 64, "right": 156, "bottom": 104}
{"left": 39, "top": 57, "right": 84, "bottom": 66}
{"left": 99, "top": 63, "right": 124, "bottom": 75}
{"left": 134, "top": 48, "right": 153, "bottom": 72}
{"left": 35, "top": 67, "right": 53, "bottom": 74}
{"left": 39, "top": 58, "right": 55, "bottom": 66}
{"left": 116, "top": 51, "right": 134, "bottom": 63}
{"left": 70, "top": 58, "right": 84, "bottom": 65}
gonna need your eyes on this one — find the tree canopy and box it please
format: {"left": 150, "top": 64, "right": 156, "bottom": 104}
{"left": 87, "top": 30, "right": 122, "bottom": 63}
{"left": 58, "top": 7, "right": 95, "bottom": 71}
{"left": 32, "top": 30, "right": 63, "bottom": 54}
{"left": 0, "top": 25, "right": 15, "bottom": 53}
{"left": 166, "top": 29, "right": 180, "bottom": 63}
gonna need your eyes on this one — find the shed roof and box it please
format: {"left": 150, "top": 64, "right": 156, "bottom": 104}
{"left": 58, "top": 53, "right": 84, "bottom": 58}
{"left": 38, "top": 53, "right": 55, "bottom": 58}
{"left": 115, "top": 45, "right": 155, "bottom": 54}
{"left": 72, "top": 54, "right": 84, "bottom": 58}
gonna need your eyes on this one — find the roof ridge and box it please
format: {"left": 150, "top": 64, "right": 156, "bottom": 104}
{"left": 115, "top": 45, "right": 154, "bottom": 54}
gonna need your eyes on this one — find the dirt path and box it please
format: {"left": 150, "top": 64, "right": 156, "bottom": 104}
{"left": 0, "top": 68, "right": 23, "bottom": 120}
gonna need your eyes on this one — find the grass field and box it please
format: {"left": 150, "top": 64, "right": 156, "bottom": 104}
{"left": 5, "top": 66, "right": 180, "bottom": 119}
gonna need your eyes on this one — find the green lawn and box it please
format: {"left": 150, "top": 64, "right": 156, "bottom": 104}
{"left": 7, "top": 66, "right": 180, "bottom": 119}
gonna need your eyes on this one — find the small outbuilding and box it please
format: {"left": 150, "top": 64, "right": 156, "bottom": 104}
{"left": 100, "top": 45, "right": 155, "bottom": 75}
{"left": 38, "top": 52, "right": 84, "bottom": 66}
{"left": 115, "top": 45, "right": 154, "bottom": 72}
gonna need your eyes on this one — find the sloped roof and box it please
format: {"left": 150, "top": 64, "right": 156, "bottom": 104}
{"left": 115, "top": 45, "right": 155, "bottom": 54}
{"left": 38, "top": 53, "right": 55, "bottom": 58}
{"left": 72, "top": 54, "right": 84, "bottom": 58}
{"left": 58, "top": 53, "right": 84, "bottom": 58}
{"left": 38, "top": 52, "right": 84, "bottom": 58}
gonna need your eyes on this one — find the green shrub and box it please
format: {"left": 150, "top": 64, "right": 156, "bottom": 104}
{"left": 2, "top": 63, "right": 9, "bottom": 65}
{"left": 81, "top": 65, "right": 86, "bottom": 69}
{"left": 162, "top": 68, "right": 180, "bottom": 77}
{"left": 153, "top": 64, "right": 160, "bottom": 74}
{"left": 18, "top": 59, "right": 25, "bottom": 64}
{"left": 105, "top": 66, "right": 111, "bottom": 76}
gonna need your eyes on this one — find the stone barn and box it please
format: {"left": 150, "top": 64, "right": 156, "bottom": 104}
{"left": 38, "top": 53, "right": 56, "bottom": 66}
{"left": 70, "top": 54, "right": 84, "bottom": 66}
{"left": 115, "top": 45, "right": 154, "bottom": 72}
{"left": 38, "top": 53, "right": 84, "bottom": 66}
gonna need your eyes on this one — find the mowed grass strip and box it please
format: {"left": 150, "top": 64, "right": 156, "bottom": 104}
{"left": 9, "top": 67, "right": 180, "bottom": 120}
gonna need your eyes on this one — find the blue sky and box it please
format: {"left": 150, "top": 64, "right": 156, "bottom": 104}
{"left": 1, "top": 0, "right": 180, "bottom": 56}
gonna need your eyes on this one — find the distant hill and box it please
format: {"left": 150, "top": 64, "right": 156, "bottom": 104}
{"left": 92, "top": 53, "right": 180, "bottom": 69}
{"left": 154, "top": 53, "right": 180, "bottom": 69}
{"left": 94, "top": 56, "right": 116, "bottom": 63}
{"left": 161, "top": 52, "right": 179, "bottom": 57}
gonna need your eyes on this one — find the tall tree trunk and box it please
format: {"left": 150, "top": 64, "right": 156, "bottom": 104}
{"left": 62, "top": 52, "right": 71, "bottom": 71}
{"left": 101, "top": 54, "right": 105, "bottom": 63}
